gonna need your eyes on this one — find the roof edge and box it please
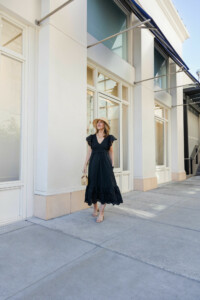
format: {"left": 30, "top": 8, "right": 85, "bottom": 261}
{"left": 156, "top": 0, "right": 190, "bottom": 42}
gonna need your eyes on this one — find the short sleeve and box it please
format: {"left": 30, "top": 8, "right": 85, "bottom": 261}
{"left": 86, "top": 134, "right": 93, "bottom": 146}
{"left": 108, "top": 135, "right": 117, "bottom": 148}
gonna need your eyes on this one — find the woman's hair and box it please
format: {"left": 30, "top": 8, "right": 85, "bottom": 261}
{"left": 95, "top": 120, "right": 110, "bottom": 137}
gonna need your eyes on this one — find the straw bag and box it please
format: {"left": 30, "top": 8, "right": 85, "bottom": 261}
{"left": 81, "top": 173, "right": 88, "bottom": 186}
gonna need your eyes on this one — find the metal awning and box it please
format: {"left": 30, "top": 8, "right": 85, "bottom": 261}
{"left": 35, "top": 0, "right": 74, "bottom": 25}
{"left": 87, "top": 19, "right": 152, "bottom": 49}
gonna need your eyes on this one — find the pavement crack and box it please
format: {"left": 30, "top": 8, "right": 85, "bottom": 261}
{"left": 5, "top": 246, "right": 99, "bottom": 300}
{"left": 98, "top": 246, "right": 200, "bottom": 285}
{"left": 0, "top": 221, "right": 35, "bottom": 237}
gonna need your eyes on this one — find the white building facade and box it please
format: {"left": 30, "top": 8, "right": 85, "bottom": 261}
{"left": 0, "top": 0, "right": 195, "bottom": 225}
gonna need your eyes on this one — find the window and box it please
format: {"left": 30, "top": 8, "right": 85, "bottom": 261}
{"left": 122, "top": 85, "right": 128, "bottom": 101}
{"left": 155, "top": 119, "right": 164, "bottom": 165}
{"left": 122, "top": 103, "right": 128, "bottom": 170}
{"left": 87, "top": 0, "right": 128, "bottom": 61}
{"left": 1, "top": 18, "right": 23, "bottom": 54}
{"left": 87, "top": 66, "right": 94, "bottom": 86}
{"left": 0, "top": 16, "right": 24, "bottom": 182}
{"left": 87, "top": 64, "right": 130, "bottom": 171}
{"left": 97, "top": 72, "right": 118, "bottom": 97}
{"left": 154, "top": 47, "right": 168, "bottom": 89}
{"left": 154, "top": 103, "right": 169, "bottom": 167}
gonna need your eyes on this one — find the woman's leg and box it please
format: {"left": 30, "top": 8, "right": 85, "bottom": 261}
{"left": 96, "top": 203, "right": 106, "bottom": 222}
{"left": 92, "top": 202, "right": 99, "bottom": 216}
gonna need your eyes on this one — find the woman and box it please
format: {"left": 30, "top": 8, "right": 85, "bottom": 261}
{"left": 82, "top": 117, "right": 123, "bottom": 223}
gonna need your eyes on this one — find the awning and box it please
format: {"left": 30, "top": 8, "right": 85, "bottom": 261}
{"left": 120, "top": 0, "right": 199, "bottom": 84}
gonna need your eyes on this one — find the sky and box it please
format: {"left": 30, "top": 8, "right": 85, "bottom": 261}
{"left": 172, "top": 0, "right": 200, "bottom": 80}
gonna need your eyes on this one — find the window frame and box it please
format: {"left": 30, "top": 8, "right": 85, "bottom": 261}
{"left": 154, "top": 101, "right": 169, "bottom": 169}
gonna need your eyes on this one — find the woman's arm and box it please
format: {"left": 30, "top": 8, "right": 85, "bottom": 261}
{"left": 82, "top": 145, "right": 92, "bottom": 173}
{"left": 108, "top": 144, "right": 114, "bottom": 167}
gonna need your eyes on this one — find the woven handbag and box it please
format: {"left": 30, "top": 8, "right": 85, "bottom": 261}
{"left": 81, "top": 173, "right": 88, "bottom": 186}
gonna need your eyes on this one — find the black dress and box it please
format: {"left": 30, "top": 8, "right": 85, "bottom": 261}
{"left": 84, "top": 133, "right": 123, "bottom": 206}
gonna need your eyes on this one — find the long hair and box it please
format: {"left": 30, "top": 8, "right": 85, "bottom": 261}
{"left": 94, "top": 121, "right": 110, "bottom": 138}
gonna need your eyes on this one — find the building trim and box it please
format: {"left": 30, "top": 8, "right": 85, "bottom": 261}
{"left": 155, "top": 0, "right": 189, "bottom": 42}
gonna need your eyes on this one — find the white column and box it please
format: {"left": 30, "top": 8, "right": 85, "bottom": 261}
{"left": 34, "top": 0, "right": 88, "bottom": 219}
{"left": 170, "top": 63, "right": 186, "bottom": 180}
{"left": 198, "top": 114, "right": 200, "bottom": 143}
{"left": 133, "top": 28, "right": 157, "bottom": 191}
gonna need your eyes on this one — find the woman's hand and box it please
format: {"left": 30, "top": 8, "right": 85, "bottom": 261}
{"left": 82, "top": 164, "right": 87, "bottom": 174}
{"left": 83, "top": 146, "right": 92, "bottom": 174}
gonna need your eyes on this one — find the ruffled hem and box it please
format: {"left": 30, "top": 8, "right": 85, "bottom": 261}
{"left": 84, "top": 185, "right": 123, "bottom": 206}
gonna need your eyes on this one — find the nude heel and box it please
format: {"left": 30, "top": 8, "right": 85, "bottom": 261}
{"left": 92, "top": 207, "right": 99, "bottom": 217}
{"left": 96, "top": 213, "right": 104, "bottom": 223}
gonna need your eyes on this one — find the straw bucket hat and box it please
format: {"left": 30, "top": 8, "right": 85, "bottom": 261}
{"left": 93, "top": 117, "right": 110, "bottom": 130}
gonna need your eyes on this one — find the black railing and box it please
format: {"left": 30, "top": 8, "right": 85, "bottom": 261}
{"left": 185, "top": 145, "right": 200, "bottom": 175}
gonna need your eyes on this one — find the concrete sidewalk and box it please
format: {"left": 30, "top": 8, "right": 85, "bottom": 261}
{"left": 1, "top": 177, "right": 200, "bottom": 300}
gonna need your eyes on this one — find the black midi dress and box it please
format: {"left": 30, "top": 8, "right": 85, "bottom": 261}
{"left": 84, "top": 133, "right": 123, "bottom": 206}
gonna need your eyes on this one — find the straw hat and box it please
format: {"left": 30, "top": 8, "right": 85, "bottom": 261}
{"left": 93, "top": 117, "right": 110, "bottom": 130}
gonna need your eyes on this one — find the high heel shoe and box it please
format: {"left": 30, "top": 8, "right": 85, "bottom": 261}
{"left": 92, "top": 208, "right": 99, "bottom": 217}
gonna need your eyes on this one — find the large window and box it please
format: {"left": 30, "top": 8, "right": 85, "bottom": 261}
{"left": 87, "top": 64, "right": 130, "bottom": 171}
{"left": 154, "top": 47, "right": 168, "bottom": 90}
{"left": 155, "top": 103, "right": 169, "bottom": 167}
{"left": 0, "top": 16, "right": 24, "bottom": 182}
{"left": 87, "top": 0, "right": 128, "bottom": 61}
